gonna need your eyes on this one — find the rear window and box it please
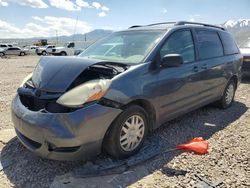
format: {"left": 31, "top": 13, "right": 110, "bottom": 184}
{"left": 220, "top": 32, "right": 239, "bottom": 55}
{"left": 195, "top": 30, "right": 223, "bottom": 60}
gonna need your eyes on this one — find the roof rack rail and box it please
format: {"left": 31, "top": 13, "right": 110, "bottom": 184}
{"left": 128, "top": 22, "right": 176, "bottom": 29}
{"left": 147, "top": 22, "right": 176, "bottom": 26}
{"left": 128, "top": 25, "right": 143, "bottom": 29}
{"left": 175, "top": 21, "right": 226, "bottom": 30}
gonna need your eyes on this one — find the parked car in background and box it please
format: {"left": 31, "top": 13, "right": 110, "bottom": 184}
{"left": 36, "top": 45, "right": 55, "bottom": 56}
{"left": 50, "top": 42, "right": 75, "bottom": 56}
{"left": 0, "top": 47, "right": 6, "bottom": 57}
{"left": 25, "top": 46, "right": 38, "bottom": 54}
{"left": 12, "top": 21, "right": 242, "bottom": 161}
{"left": 0, "top": 43, "right": 13, "bottom": 49}
{"left": 5, "top": 47, "right": 28, "bottom": 56}
{"left": 239, "top": 39, "right": 250, "bottom": 77}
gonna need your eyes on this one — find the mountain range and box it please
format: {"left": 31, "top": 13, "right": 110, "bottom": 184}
{"left": 221, "top": 19, "right": 250, "bottom": 44}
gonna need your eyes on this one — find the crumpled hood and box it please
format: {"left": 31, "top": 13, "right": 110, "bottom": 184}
{"left": 32, "top": 56, "right": 100, "bottom": 92}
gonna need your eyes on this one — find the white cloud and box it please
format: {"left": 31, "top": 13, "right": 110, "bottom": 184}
{"left": 161, "top": 8, "right": 167, "bottom": 14}
{"left": 92, "top": 1, "right": 101, "bottom": 9}
{"left": 8, "top": 0, "right": 48, "bottom": 8}
{"left": 49, "top": 0, "right": 80, "bottom": 11}
{"left": 0, "top": 16, "right": 92, "bottom": 38}
{"left": 0, "top": 0, "right": 8, "bottom": 6}
{"left": 101, "top": 6, "right": 109, "bottom": 11}
{"left": 188, "top": 14, "right": 201, "bottom": 22}
{"left": 75, "top": 0, "right": 89, "bottom": 8}
{"left": 98, "top": 11, "right": 106, "bottom": 17}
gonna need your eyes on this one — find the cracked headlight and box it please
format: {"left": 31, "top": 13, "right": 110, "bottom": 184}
{"left": 56, "top": 79, "right": 112, "bottom": 108}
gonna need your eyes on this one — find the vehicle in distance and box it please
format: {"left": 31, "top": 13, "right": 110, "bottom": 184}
{"left": 24, "top": 46, "right": 39, "bottom": 54}
{"left": 239, "top": 39, "right": 250, "bottom": 77}
{"left": 0, "top": 48, "right": 6, "bottom": 57}
{"left": 36, "top": 45, "right": 55, "bottom": 56}
{"left": 12, "top": 21, "right": 242, "bottom": 161}
{"left": 0, "top": 43, "right": 13, "bottom": 49}
{"left": 51, "top": 42, "right": 75, "bottom": 56}
{"left": 5, "top": 47, "right": 28, "bottom": 56}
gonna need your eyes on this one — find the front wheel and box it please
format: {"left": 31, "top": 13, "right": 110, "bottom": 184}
{"left": 42, "top": 51, "right": 47, "bottom": 56}
{"left": 216, "top": 80, "right": 236, "bottom": 109}
{"left": 103, "top": 105, "right": 148, "bottom": 159}
{"left": 0, "top": 52, "right": 5, "bottom": 57}
{"left": 20, "top": 52, "right": 25, "bottom": 56}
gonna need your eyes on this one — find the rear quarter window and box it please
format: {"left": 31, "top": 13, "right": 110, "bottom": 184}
{"left": 195, "top": 30, "right": 223, "bottom": 60}
{"left": 219, "top": 32, "right": 239, "bottom": 55}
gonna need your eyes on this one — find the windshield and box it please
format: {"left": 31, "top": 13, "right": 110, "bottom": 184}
{"left": 238, "top": 39, "right": 250, "bottom": 48}
{"left": 79, "top": 31, "right": 164, "bottom": 64}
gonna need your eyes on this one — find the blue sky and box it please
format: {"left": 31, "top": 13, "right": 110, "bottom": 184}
{"left": 0, "top": 0, "right": 249, "bottom": 38}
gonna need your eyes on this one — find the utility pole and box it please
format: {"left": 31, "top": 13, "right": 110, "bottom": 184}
{"left": 73, "top": 16, "right": 78, "bottom": 42}
{"left": 56, "top": 30, "right": 58, "bottom": 45}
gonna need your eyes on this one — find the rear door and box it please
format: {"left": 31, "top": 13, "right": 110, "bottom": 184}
{"left": 156, "top": 29, "right": 204, "bottom": 124}
{"left": 193, "top": 29, "right": 227, "bottom": 101}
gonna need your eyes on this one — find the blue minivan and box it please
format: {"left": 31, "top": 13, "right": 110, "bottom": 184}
{"left": 12, "top": 21, "right": 242, "bottom": 161}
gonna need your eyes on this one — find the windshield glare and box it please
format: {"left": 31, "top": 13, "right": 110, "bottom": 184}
{"left": 79, "top": 31, "right": 164, "bottom": 64}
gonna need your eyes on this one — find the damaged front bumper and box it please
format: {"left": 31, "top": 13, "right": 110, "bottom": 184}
{"left": 11, "top": 95, "right": 122, "bottom": 161}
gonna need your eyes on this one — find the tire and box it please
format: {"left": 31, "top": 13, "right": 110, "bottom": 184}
{"left": 20, "top": 52, "right": 25, "bottom": 56}
{"left": 0, "top": 52, "right": 4, "bottom": 57}
{"left": 103, "top": 105, "right": 148, "bottom": 159}
{"left": 42, "top": 51, "right": 47, "bottom": 56}
{"left": 61, "top": 52, "right": 67, "bottom": 56}
{"left": 215, "top": 80, "right": 236, "bottom": 109}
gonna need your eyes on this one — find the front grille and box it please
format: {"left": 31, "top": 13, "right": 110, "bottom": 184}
{"left": 18, "top": 87, "right": 75, "bottom": 113}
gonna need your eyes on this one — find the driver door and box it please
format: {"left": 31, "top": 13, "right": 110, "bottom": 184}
{"left": 156, "top": 29, "right": 204, "bottom": 124}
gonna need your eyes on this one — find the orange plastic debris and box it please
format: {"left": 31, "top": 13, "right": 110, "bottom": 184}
{"left": 176, "top": 137, "right": 209, "bottom": 154}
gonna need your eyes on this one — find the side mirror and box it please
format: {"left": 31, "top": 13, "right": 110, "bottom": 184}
{"left": 161, "top": 54, "right": 183, "bottom": 68}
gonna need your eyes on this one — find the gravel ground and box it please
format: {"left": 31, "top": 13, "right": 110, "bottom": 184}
{"left": 0, "top": 55, "right": 249, "bottom": 188}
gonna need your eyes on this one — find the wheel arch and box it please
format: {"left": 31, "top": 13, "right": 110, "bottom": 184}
{"left": 121, "top": 99, "right": 156, "bottom": 133}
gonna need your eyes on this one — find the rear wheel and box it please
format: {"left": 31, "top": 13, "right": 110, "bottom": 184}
{"left": 216, "top": 80, "right": 236, "bottom": 109}
{"left": 0, "top": 52, "right": 5, "bottom": 57}
{"left": 42, "top": 51, "right": 47, "bottom": 56}
{"left": 103, "top": 105, "right": 148, "bottom": 159}
{"left": 61, "top": 52, "right": 67, "bottom": 56}
{"left": 20, "top": 52, "right": 25, "bottom": 56}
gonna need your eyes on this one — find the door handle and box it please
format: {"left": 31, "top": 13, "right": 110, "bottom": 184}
{"left": 201, "top": 64, "right": 208, "bottom": 70}
{"left": 193, "top": 66, "right": 199, "bottom": 72}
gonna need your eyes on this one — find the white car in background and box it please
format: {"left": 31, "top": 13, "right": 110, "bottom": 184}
{"left": 51, "top": 42, "right": 75, "bottom": 56}
{"left": 239, "top": 40, "right": 250, "bottom": 77}
{"left": 36, "top": 45, "right": 55, "bottom": 56}
{"left": 25, "top": 46, "right": 38, "bottom": 54}
{"left": 0, "top": 43, "right": 13, "bottom": 49}
{"left": 0, "top": 47, "right": 6, "bottom": 57}
{"left": 5, "top": 47, "right": 28, "bottom": 56}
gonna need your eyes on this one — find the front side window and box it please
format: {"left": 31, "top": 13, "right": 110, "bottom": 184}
{"left": 195, "top": 30, "right": 223, "bottom": 60}
{"left": 79, "top": 31, "right": 164, "bottom": 64}
{"left": 160, "top": 30, "right": 195, "bottom": 63}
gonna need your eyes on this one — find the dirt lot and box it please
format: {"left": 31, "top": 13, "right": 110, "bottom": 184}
{"left": 0, "top": 55, "right": 249, "bottom": 188}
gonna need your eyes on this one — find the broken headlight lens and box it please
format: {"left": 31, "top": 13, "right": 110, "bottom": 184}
{"left": 56, "top": 79, "right": 112, "bottom": 108}
{"left": 20, "top": 73, "right": 33, "bottom": 87}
